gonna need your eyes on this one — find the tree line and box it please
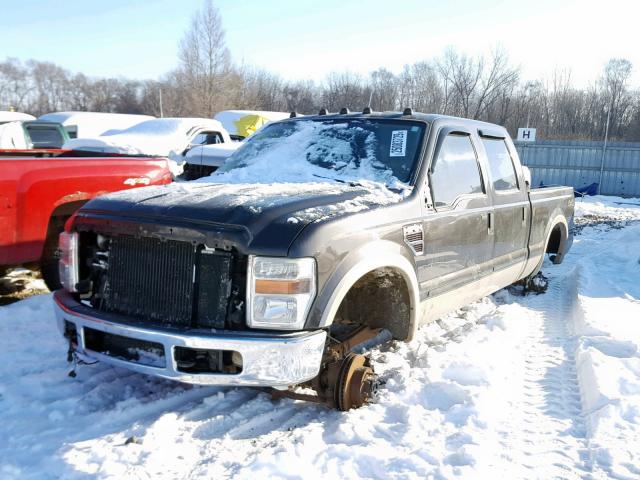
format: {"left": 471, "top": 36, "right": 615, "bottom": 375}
{"left": 2, "top": 1, "right": 639, "bottom": 141}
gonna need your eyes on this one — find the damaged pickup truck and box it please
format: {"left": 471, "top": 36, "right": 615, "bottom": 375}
{"left": 53, "top": 110, "right": 574, "bottom": 410}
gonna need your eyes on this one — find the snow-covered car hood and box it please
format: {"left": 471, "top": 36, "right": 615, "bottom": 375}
{"left": 185, "top": 142, "right": 242, "bottom": 167}
{"left": 78, "top": 182, "right": 403, "bottom": 255}
{"left": 62, "top": 118, "right": 228, "bottom": 159}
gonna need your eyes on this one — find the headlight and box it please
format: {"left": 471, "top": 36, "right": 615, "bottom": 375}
{"left": 58, "top": 231, "right": 79, "bottom": 292}
{"left": 247, "top": 256, "right": 316, "bottom": 330}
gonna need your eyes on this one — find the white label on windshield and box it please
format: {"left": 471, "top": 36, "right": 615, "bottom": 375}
{"left": 390, "top": 130, "right": 407, "bottom": 157}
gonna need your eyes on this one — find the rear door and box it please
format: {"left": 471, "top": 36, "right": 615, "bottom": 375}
{"left": 420, "top": 128, "right": 494, "bottom": 296}
{"left": 478, "top": 132, "right": 529, "bottom": 273}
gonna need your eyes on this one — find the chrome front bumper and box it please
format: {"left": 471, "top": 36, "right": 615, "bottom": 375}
{"left": 53, "top": 291, "right": 326, "bottom": 387}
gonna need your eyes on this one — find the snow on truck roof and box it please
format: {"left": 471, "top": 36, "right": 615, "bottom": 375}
{"left": 0, "top": 111, "right": 36, "bottom": 123}
{"left": 38, "top": 111, "right": 154, "bottom": 137}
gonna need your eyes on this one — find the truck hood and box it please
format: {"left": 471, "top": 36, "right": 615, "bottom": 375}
{"left": 78, "top": 182, "right": 404, "bottom": 255}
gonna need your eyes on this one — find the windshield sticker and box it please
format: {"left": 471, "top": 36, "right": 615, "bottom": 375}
{"left": 390, "top": 130, "right": 407, "bottom": 157}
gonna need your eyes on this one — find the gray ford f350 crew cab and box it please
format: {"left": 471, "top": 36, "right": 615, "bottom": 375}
{"left": 54, "top": 110, "right": 574, "bottom": 410}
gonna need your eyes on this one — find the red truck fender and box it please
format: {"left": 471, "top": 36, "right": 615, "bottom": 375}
{"left": 0, "top": 155, "right": 172, "bottom": 289}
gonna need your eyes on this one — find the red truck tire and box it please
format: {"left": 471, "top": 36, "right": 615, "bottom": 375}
{"left": 40, "top": 216, "right": 66, "bottom": 290}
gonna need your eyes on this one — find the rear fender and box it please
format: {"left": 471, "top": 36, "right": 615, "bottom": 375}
{"left": 529, "top": 214, "right": 569, "bottom": 277}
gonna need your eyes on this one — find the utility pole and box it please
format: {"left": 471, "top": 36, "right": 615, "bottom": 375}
{"left": 159, "top": 88, "right": 164, "bottom": 118}
{"left": 597, "top": 108, "right": 610, "bottom": 195}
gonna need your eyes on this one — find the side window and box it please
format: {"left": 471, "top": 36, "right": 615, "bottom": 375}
{"left": 66, "top": 125, "right": 78, "bottom": 139}
{"left": 192, "top": 131, "right": 223, "bottom": 145}
{"left": 482, "top": 138, "right": 518, "bottom": 191}
{"left": 430, "top": 133, "right": 483, "bottom": 206}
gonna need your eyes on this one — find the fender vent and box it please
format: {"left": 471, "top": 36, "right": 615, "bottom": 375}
{"left": 403, "top": 224, "right": 424, "bottom": 255}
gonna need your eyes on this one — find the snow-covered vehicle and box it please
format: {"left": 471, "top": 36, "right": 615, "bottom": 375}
{"left": 38, "top": 111, "right": 154, "bottom": 139}
{"left": 180, "top": 111, "right": 294, "bottom": 180}
{"left": 62, "top": 117, "right": 232, "bottom": 176}
{"left": 0, "top": 111, "right": 36, "bottom": 123}
{"left": 214, "top": 110, "right": 293, "bottom": 141}
{"left": 181, "top": 142, "right": 241, "bottom": 180}
{"left": 0, "top": 118, "right": 70, "bottom": 149}
{"left": 54, "top": 110, "right": 574, "bottom": 410}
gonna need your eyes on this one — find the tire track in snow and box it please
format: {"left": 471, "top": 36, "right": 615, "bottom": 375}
{"left": 498, "top": 269, "right": 597, "bottom": 479}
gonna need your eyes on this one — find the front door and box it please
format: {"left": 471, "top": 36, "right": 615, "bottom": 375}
{"left": 419, "top": 129, "right": 494, "bottom": 298}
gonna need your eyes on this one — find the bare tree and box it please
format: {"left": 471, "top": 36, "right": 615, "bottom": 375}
{"left": 322, "top": 72, "right": 368, "bottom": 112}
{"left": 2, "top": 21, "right": 639, "bottom": 143}
{"left": 0, "top": 58, "right": 31, "bottom": 111}
{"left": 601, "top": 59, "right": 633, "bottom": 137}
{"left": 177, "top": 0, "right": 232, "bottom": 116}
{"left": 283, "top": 80, "right": 319, "bottom": 114}
{"left": 437, "top": 48, "right": 483, "bottom": 117}
{"left": 397, "top": 61, "right": 444, "bottom": 113}
{"left": 369, "top": 68, "right": 398, "bottom": 111}
{"left": 472, "top": 48, "right": 519, "bottom": 119}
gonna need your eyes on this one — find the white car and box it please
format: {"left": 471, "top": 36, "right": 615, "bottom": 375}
{"left": 182, "top": 142, "right": 242, "bottom": 180}
{"left": 62, "top": 118, "right": 232, "bottom": 176}
{"left": 38, "top": 111, "right": 153, "bottom": 139}
{"left": 0, "top": 111, "right": 36, "bottom": 124}
{"left": 179, "top": 110, "right": 297, "bottom": 180}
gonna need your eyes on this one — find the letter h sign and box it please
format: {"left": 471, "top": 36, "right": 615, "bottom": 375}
{"left": 517, "top": 128, "right": 536, "bottom": 142}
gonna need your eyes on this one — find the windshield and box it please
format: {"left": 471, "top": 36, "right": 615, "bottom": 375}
{"left": 217, "top": 118, "right": 426, "bottom": 185}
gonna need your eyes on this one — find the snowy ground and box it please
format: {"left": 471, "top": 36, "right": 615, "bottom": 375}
{"left": 0, "top": 196, "right": 638, "bottom": 479}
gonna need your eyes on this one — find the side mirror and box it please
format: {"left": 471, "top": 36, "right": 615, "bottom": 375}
{"left": 522, "top": 166, "right": 532, "bottom": 190}
{"left": 182, "top": 143, "right": 202, "bottom": 156}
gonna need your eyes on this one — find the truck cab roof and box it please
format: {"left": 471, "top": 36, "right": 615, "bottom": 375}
{"left": 287, "top": 110, "right": 508, "bottom": 133}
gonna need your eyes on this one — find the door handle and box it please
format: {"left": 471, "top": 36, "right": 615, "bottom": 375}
{"left": 487, "top": 212, "right": 494, "bottom": 235}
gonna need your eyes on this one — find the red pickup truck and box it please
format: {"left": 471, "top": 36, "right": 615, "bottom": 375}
{"left": 0, "top": 149, "right": 172, "bottom": 289}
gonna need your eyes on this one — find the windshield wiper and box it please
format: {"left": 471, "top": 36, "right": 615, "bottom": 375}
{"left": 312, "top": 174, "right": 366, "bottom": 188}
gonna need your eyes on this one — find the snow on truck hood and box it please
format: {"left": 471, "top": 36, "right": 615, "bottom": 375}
{"left": 82, "top": 182, "right": 403, "bottom": 253}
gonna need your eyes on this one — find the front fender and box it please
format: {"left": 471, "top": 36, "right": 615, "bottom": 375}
{"left": 305, "top": 240, "right": 420, "bottom": 340}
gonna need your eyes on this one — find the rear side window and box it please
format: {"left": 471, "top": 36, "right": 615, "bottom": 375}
{"left": 66, "top": 125, "right": 78, "bottom": 139}
{"left": 482, "top": 138, "right": 518, "bottom": 191}
{"left": 430, "top": 134, "right": 483, "bottom": 206}
{"left": 25, "top": 125, "right": 64, "bottom": 148}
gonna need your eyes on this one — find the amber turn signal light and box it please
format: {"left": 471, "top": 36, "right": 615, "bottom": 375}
{"left": 254, "top": 279, "right": 311, "bottom": 295}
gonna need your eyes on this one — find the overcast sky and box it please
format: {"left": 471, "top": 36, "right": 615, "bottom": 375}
{"left": 1, "top": 0, "right": 638, "bottom": 87}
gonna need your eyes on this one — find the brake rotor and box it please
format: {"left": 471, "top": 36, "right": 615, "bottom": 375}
{"left": 334, "top": 353, "right": 377, "bottom": 411}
